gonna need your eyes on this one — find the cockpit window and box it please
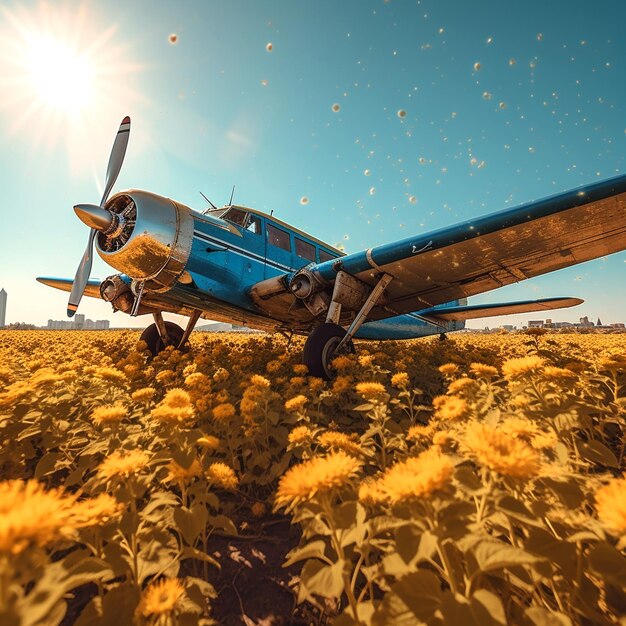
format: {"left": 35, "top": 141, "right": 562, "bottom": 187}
{"left": 246, "top": 215, "right": 262, "bottom": 235}
{"left": 222, "top": 207, "right": 248, "bottom": 227}
{"left": 319, "top": 249, "right": 338, "bottom": 262}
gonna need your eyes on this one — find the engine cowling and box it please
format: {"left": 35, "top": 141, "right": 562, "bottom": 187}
{"left": 97, "top": 189, "right": 194, "bottom": 293}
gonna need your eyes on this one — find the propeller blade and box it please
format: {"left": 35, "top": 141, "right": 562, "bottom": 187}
{"left": 67, "top": 230, "right": 96, "bottom": 317}
{"left": 99, "top": 115, "right": 131, "bottom": 206}
{"left": 74, "top": 204, "right": 114, "bottom": 231}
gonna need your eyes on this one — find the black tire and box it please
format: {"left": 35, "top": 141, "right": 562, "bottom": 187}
{"left": 439, "top": 332, "right": 447, "bottom": 341}
{"left": 303, "top": 323, "right": 353, "bottom": 379}
{"left": 140, "top": 322, "right": 185, "bottom": 358}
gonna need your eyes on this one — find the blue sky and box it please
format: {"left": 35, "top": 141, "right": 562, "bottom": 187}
{"left": 1, "top": 0, "right": 625, "bottom": 328}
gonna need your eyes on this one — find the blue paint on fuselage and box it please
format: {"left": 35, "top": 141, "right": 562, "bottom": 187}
{"left": 175, "top": 209, "right": 457, "bottom": 340}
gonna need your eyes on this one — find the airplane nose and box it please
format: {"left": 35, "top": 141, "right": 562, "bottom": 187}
{"left": 74, "top": 203, "right": 114, "bottom": 231}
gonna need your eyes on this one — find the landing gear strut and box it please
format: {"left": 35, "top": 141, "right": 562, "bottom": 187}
{"left": 303, "top": 323, "right": 354, "bottom": 379}
{"left": 140, "top": 310, "right": 201, "bottom": 358}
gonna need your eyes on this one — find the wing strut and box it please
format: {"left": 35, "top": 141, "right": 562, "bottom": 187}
{"left": 335, "top": 273, "right": 394, "bottom": 353}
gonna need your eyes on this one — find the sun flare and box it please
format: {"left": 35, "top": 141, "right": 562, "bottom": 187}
{"left": 0, "top": 2, "right": 142, "bottom": 168}
{"left": 25, "top": 37, "right": 93, "bottom": 114}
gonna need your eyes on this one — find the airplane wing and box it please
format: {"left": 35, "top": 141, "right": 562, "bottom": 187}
{"left": 302, "top": 173, "right": 626, "bottom": 321}
{"left": 37, "top": 277, "right": 103, "bottom": 299}
{"left": 417, "top": 297, "right": 583, "bottom": 322}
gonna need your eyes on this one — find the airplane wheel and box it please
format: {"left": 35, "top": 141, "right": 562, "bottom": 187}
{"left": 439, "top": 332, "right": 447, "bottom": 341}
{"left": 303, "top": 323, "right": 353, "bottom": 380}
{"left": 140, "top": 322, "right": 185, "bottom": 358}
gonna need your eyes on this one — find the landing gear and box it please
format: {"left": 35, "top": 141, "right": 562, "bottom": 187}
{"left": 439, "top": 332, "right": 447, "bottom": 341}
{"left": 140, "top": 310, "right": 202, "bottom": 358}
{"left": 140, "top": 321, "right": 185, "bottom": 357}
{"left": 303, "top": 323, "right": 354, "bottom": 379}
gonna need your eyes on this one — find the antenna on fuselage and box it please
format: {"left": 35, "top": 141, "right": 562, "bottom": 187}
{"left": 199, "top": 191, "right": 218, "bottom": 211}
{"left": 228, "top": 185, "right": 235, "bottom": 206}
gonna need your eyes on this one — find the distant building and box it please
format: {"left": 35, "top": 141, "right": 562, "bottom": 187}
{"left": 47, "top": 317, "right": 109, "bottom": 330}
{"left": 0, "top": 288, "right": 6, "bottom": 328}
{"left": 528, "top": 320, "right": 544, "bottom": 328}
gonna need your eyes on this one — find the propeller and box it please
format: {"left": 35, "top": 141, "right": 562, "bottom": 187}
{"left": 67, "top": 116, "right": 131, "bottom": 317}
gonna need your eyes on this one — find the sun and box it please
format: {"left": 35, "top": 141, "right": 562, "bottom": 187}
{"left": 25, "top": 36, "right": 93, "bottom": 114}
{"left": 0, "top": 2, "right": 142, "bottom": 166}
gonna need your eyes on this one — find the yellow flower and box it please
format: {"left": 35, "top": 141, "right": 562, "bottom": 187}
{"left": 464, "top": 423, "right": 541, "bottom": 478}
{"left": 542, "top": 366, "right": 577, "bottom": 380}
{"left": 266, "top": 360, "right": 283, "bottom": 374}
{"left": 288, "top": 425, "right": 314, "bottom": 445}
{"left": 358, "top": 478, "right": 387, "bottom": 506}
{"left": 432, "top": 430, "right": 455, "bottom": 447}
{"left": 137, "top": 578, "right": 185, "bottom": 617}
{"left": 97, "top": 449, "right": 151, "bottom": 482}
{"left": 29, "top": 368, "right": 63, "bottom": 388}
{"left": 391, "top": 372, "right": 410, "bottom": 388}
{"left": 91, "top": 404, "right": 127, "bottom": 427}
{"left": 500, "top": 417, "right": 540, "bottom": 440}
{"left": 501, "top": 355, "right": 544, "bottom": 378}
{"left": 433, "top": 395, "right": 468, "bottom": 421}
{"left": 358, "top": 355, "right": 374, "bottom": 367}
{"left": 469, "top": 363, "right": 499, "bottom": 378}
{"left": 355, "top": 382, "right": 386, "bottom": 399}
{"left": 197, "top": 435, "right": 220, "bottom": 450}
{"left": 71, "top": 494, "right": 124, "bottom": 528}
{"left": 166, "top": 459, "right": 202, "bottom": 484}
{"left": 131, "top": 387, "right": 156, "bottom": 402}
{"left": 207, "top": 462, "right": 239, "bottom": 490}
{"left": 376, "top": 448, "right": 454, "bottom": 503}
{"left": 155, "top": 369, "right": 176, "bottom": 383}
{"left": 285, "top": 395, "right": 308, "bottom": 412}
{"left": 447, "top": 377, "right": 475, "bottom": 394}
{"left": 317, "top": 431, "right": 363, "bottom": 456}
{"left": 331, "top": 355, "right": 353, "bottom": 370}
{"left": 275, "top": 452, "right": 362, "bottom": 511}
{"left": 213, "top": 367, "right": 230, "bottom": 382}
{"left": 212, "top": 402, "right": 236, "bottom": 423}
{"left": 150, "top": 389, "right": 195, "bottom": 425}
{"left": 292, "top": 364, "right": 309, "bottom": 376}
{"left": 595, "top": 475, "right": 626, "bottom": 535}
{"left": 332, "top": 375, "right": 352, "bottom": 393}
{"left": 407, "top": 424, "right": 434, "bottom": 440}
{"left": 93, "top": 366, "right": 126, "bottom": 385}
{"left": 0, "top": 480, "right": 78, "bottom": 554}
{"left": 185, "top": 372, "right": 210, "bottom": 387}
{"left": 250, "top": 374, "right": 271, "bottom": 388}
{"left": 438, "top": 363, "right": 459, "bottom": 376}
{"left": 598, "top": 355, "right": 626, "bottom": 372}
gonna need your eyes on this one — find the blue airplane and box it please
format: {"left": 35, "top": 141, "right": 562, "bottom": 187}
{"left": 38, "top": 117, "right": 626, "bottom": 378}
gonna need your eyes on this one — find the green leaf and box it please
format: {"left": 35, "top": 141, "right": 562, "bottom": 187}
{"left": 577, "top": 439, "right": 619, "bottom": 468}
{"left": 524, "top": 607, "right": 573, "bottom": 626}
{"left": 588, "top": 542, "right": 626, "bottom": 587}
{"left": 179, "top": 545, "right": 220, "bottom": 569}
{"left": 298, "top": 558, "right": 345, "bottom": 601}
{"left": 498, "top": 496, "right": 543, "bottom": 527}
{"left": 525, "top": 528, "right": 577, "bottom": 580}
{"left": 284, "top": 539, "right": 329, "bottom": 567}
{"left": 34, "top": 452, "right": 62, "bottom": 478}
{"left": 540, "top": 477, "right": 585, "bottom": 509}
{"left": 471, "top": 589, "right": 506, "bottom": 625}
{"left": 372, "top": 571, "right": 442, "bottom": 626}
{"left": 472, "top": 540, "right": 540, "bottom": 577}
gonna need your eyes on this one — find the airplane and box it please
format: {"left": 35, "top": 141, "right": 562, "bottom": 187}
{"left": 38, "top": 116, "right": 626, "bottom": 378}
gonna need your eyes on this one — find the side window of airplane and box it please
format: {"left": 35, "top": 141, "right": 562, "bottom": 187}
{"left": 223, "top": 208, "right": 248, "bottom": 227}
{"left": 245, "top": 215, "right": 262, "bottom": 235}
{"left": 319, "top": 249, "right": 337, "bottom": 263}
{"left": 295, "top": 237, "right": 316, "bottom": 262}
{"left": 267, "top": 224, "right": 291, "bottom": 252}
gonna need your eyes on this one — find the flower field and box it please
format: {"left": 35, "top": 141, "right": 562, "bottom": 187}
{"left": 0, "top": 329, "right": 625, "bottom": 625}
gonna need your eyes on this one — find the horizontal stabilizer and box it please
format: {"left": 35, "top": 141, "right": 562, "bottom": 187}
{"left": 37, "top": 277, "right": 102, "bottom": 299}
{"left": 418, "top": 297, "right": 584, "bottom": 321}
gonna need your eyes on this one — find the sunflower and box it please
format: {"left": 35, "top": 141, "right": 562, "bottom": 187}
{"left": 275, "top": 452, "right": 362, "bottom": 511}
{"left": 288, "top": 425, "right": 314, "bottom": 445}
{"left": 137, "top": 578, "right": 185, "bottom": 617}
{"left": 355, "top": 382, "right": 386, "bottom": 399}
{"left": 595, "top": 475, "right": 626, "bottom": 536}
{"left": 464, "top": 423, "right": 541, "bottom": 478}
{"left": 207, "top": 463, "right": 239, "bottom": 490}
{"left": 501, "top": 356, "right": 544, "bottom": 378}
{"left": 317, "top": 431, "right": 363, "bottom": 456}
{"left": 285, "top": 395, "right": 308, "bottom": 412}
{"left": 91, "top": 404, "right": 127, "bottom": 427}
{"left": 97, "top": 450, "right": 151, "bottom": 482}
